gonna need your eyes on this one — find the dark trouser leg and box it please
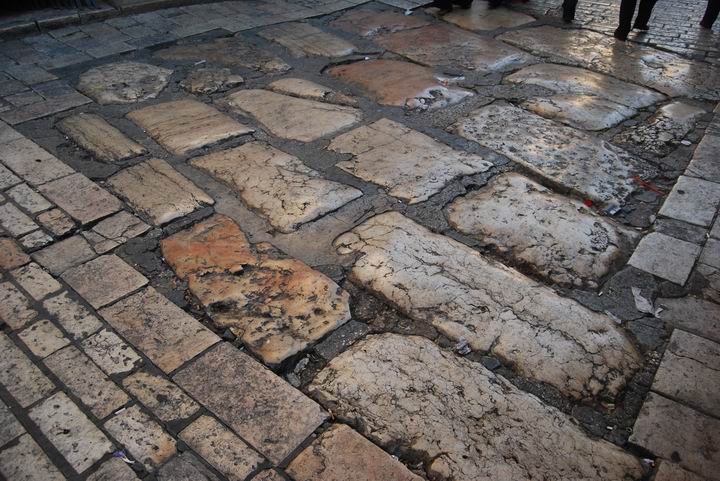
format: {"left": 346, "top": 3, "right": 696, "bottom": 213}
{"left": 701, "top": 0, "right": 720, "bottom": 27}
{"left": 633, "top": 0, "right": 658, "bottom": 27}
{"left": 617, "top": 0, "right": 638, "bottom": 34}
{"left": 563, "top": 0, "right": 578, "bottom": 22}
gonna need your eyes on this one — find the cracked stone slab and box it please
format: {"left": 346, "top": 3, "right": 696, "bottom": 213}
{"left": 0, "top": 434, "right": 64, "bottom": 481}
{"left": 329, "top": 118, "right": 491, "bottom": 204}
{"left": 330, "top": 9, "right": 430, "bottom": 36}
{"left": 174, "top": 342, "right": 328, "bottom": 464}
{"left": 659, "top": 176, "right": 720, "bottom": 228}
{"left": 77, "top": 61, "right": 172, "bottom": 104}
{"left": 267, "top": 78, "right": 357, "bottom": 106}
{"left": 446, "top": 173, "right": 638, "bottom": 287}
{"left": 521, "top": 95, "right": 639, "bottom": 131}
{"left": 180, "top": 68, "right": 244, "bottom": 95}
{"left": 375, "top": 23, "right": 533, "bottom": 72}
{"left": 161, "top": 215, "right": 351, "bottom": 365}
{"left": 0, "top": 332, "right": 54, "bottom": 407}
{"left": 657, "top": 297, "right": 720, "bottom": 343}
{"left": 191, "top": 142, "right": 362, "bottom": 232}
{"left": 108, "top": 158, "right": 214, "bottom": 225}
{"left": 222, "top": 89, "right": 361, "bottom": 142}
{"left": 33, "top": 236, "right": 96, "bottom": 275}
{"left": 327, "top": 59, "right": 472, "bottom": 110}
{"left": 334, "top": 212, "right": 641, "bottom": 399}
{"left": 0, "top": 137, "right": 75, "bottom": 186}
{"left": 499, "top": 26, "right": 720, "bottom": 100}
{"left": 452, "top": 102, "right": 654, "bottom": 205}
{"left": 127, "top": 99, "right": 253, "bottom": 155}
{"left": 83, "top": 211, "right": 150, "bottom": 254}
{"left": 628, "top": 232, "right": 701, "bottom": 285}
{"left": 310, "top": 334, "right": 644, "bottom": 481}
{"left": 39, "top": 173, "right": 123, "bottom": 225}
{"left": 57, "top": 113, "right": 147, "bottom": 162}
{"left": 442, "top": 2, "right": 535, "bottom": 30}
{"left": 62, "top": 255, "right": 148, "bottom": 309}
{"left": 81, "top": 329, "right": 142, "bottom": 375}
{"left": 258, "top": 22, "right": 356, "bottom": 57}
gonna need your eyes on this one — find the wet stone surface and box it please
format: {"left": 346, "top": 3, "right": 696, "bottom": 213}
{"left": 441, "top": 2, "right": 535, "bottom": 30}
{"left": 76, "top": 61, "right": 173, "bottom": 104}
{"left": 330, "top": 8, "right": 430, "bottom": 37}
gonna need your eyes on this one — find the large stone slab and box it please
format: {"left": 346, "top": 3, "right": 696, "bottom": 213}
{"left": 657, "top": 297, "right": 720, "bottom": 343}
{"left": 191, "top": 142, "right": 361, "bottom": 232}
{"left": 329, "top": 118, "right": 491, "bottom": 203}
{"left": 446, "top": 173, "right": 638, "bottom": 287}
{"left": 522, "top": 95, "right": 638, "bottom": 131}
{"left": 310, "top": 334, "right": 644, "bottom": 481}
{"left": 327, "top": 59, "right": 472, "bottom": 110}
{"left": 334, "top": 212, "right": 641, "bottom": 399}
{"left": 499, "top": 26, "right": 720, "bottom": 100}
{"left": 39, "top": 173, "right": 123, "bottom": 225}
{"left": 161, "top": 215, "right": 351, "bottom": 365}
{"left": 258, "top": 22, "right": 356, "bottom": 57}
{"left": 452, "top": 102, "right": 653, "bottom": 205}
{"left": 330, "top": 9, "right": 430, "bottom": 36}
{"left": 628, "top": 232, "right": 701, "bottom": 285}
{"left": 442, "top": 2, "right": 535, "bottom": 30}
{"left": 375, "top": 23, "right": 533, "bottom": 72}
{"left": 173, "top": 343, "right": 328, "bottom": 464}
{"left": 222, "top": 90, "right": 361, "bottom": 142}
{"left": 108, "top": 158, "right": 214, "bottom": 225}
{"left": 658, "top": 175, "right": 720, "bottom": 227}
{"left": 77, "top": 61, "right": 172, "bottom": 104}
{"left": 57, "top": 113, "right": 146, "bottom": 162}
{"left": 127, "top": 99, "right": 253, "bottom": 155}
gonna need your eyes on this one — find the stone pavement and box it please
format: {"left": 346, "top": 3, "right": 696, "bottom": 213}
{"left": 0, "top": 0, "right": 719, "bottom": 480}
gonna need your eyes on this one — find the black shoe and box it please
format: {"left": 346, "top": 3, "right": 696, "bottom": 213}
{"left": 488, "top": 0, "right": 502, "bottom": 9}
{"left": 613, "top": 28, "right": 629, "bottom": 40}
{"left": 562, "top": 6, "right": 575, "bottom": 22}
{"left": 430, "top": 0, "right": 453, "bottom": 13}
{"left": 454, "top": 0, "right": 473, "bottom": 8}
{"left": 633, "top": 22, "right": 649, "bottom": 30}
{"left": 700, "top": 20, "right": 714, "bottom": 28}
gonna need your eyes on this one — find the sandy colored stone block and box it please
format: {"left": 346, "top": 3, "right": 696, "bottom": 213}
{"left": 0, "top": 137, "right": 74, "bottom": 186}
{"left": 100, "top": 287, "right": 219, "bottom": 374}
{"left": 43, "top": 291, "right": 102, "bottom": 340}
{"left": 123, "top": 371, "right": 199, "bottom": 422}
{"left": 330, "top": 118, "right": 492, "bottom": 204}
{"left": 0, "top": 434, "right": 65, "bottom": 481}
{"left": 659, "top": 176, "right": 720, "bottom": 227}
{"left": 311, "top": 334, "right": 643, "bottom": 481}
{"left": 327, "top": 59, "right": 472, "bottom": 110}
{"left": 45, "top": 345, "right": 130, "bottom": 419}
{"left": 335, "top": 212, "right": 640, "bottom": 400}
{"left": 0, "top": 237, "right": 29, "bottom": 271}
{"left": 287, "top": 424, "right": 421, "bottom": 481}
{"left": 629, "top": 232, "right": 701, "bottom": 285}
{"left": 521, "top": 95, "right": 638, "bottom": 131}
{"left": 29, "top": 392, "right": 113, "bottom": 474}
{"left": 442, "top": 1, "right": 534, "bottom": 30}
{"left": 81, "top": 329, "right": 142, "bottom": 375}
{"left": 127, "top": 99, "right": 253, "bottom": 155}
{"left": 84, "top": 211, "right": 150, "bottom": 254}
{"left": 57, "top": 113, "right": 146, "bottom": 162}
{"left": 62, "top": 255, "right": 148, "bottom": 309}
{"left": 191, "top": 142, "right": 362, "bottom": 232}
{"left": 267, "top": 78, "right": 357, "bottom": 106}
{"left": 452, "top": 102, "right": 653, "bottom": 205}
{"left": 258, "top": 22, "right": 356, "bottom": 57}
{"left": 223, "top": 90, "right": 360, "bottom": 142}
{"left": 18, "top": 320, "right": 69, "bottom": 358}
{"left": 77, "top": 62, "right": 172, "bottom": 104}
{"left": 179, "top": 415, "right": 264, "bottom": 481}
{"left": 330, "top": 8, "right": 430, "bottom": 36}
{"left": 86, "top": 457, "right": 139, "bottom": 481}
{"left": 104, "top": 405, "right": 176, "bottom": 472}
{"left": 180, "top": 68, "right": 244, "bottom": 95}
{"left": 33, "top": 236, "right": 96, "bottom": 275}
{"left": 161, "top": 215, "right": 350, "bottom": 365}
{"left": 654, "top": 461, "right": 709, "bottom": 481}
{"left": 0, "top": 202, "right": 37, "bottom": 236}
{"left": 11, "top": 262, "right": 61, "bottom": 300}
{"left": 37, "top": 209, "right": 74, "bottom": 237}
{"left": 157, "top": 452, "right": 220, "bottom": 481}
{"left": 0, "top": 281, "right": 37, "bottom": 330}
{"left": 174, "top": 343, "right": 327, "bottom": 464}
{"left": 39, "top": 173, "right": 122, "bottom": 225}
{"left": 7, "top": 184, "right": 52, "bottom": 214}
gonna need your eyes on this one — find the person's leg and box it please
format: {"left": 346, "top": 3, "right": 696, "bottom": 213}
{"left": 633, "top": 0, "right": 658, "bottom": 29}
{"left": 614, "top": 0, "right": 637, "bottom": 39}
{"left": 701, "top": 0, "right": 720, "bottom": 28}
{"left": 562, "top": 0, "right": 578, "bottom": 22}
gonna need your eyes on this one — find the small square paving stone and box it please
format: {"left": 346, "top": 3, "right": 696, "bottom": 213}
{"left": 84, "top": 211, "right": 150, "bottom": 254}
{"left": 62, "top": 255, "right": 148, "bottom": 309}
{"left": 687, "top": 134, "right": 720, "bottom": 184}
{"left": 81, "top": 329, "right": 143, "bottom": 375}
{"left": 126, "top": 99, "right": 253, "bottom": 155}
{"left": 0, "top": 433, "right": 65, "bottom": 481}
{"left": 0, "top": 281, "right": 37, "bottom": 329}
{"left": 174, "top": 343, "right": 328, "bottom": 464}
{"left": 628, "top": 232, "right": 702, "bottom": 285}
{"left": 0, "top": 400, "right": 24, "bottom": 447}
{"left": 630, "top": 393, "right": 720, "bottom": 480}
{"left": 11, "top": 262, "right": 61, "bottom": 300}
{"left": 43, "top": 291, "right": 102, "bottom": 340}
{"left": 0, "top": 137, "right": 74, "bottom": 186}
{"left": 29, "top": 392, "right": 113, "bottom": 474}
{"left": 45, "top": 345, "right": 130, "bottom": 419}
{"left": 33, "top": 235, "right": 96, "bottom": 275}
{"left": 0, "top": 163, "right": 21, "bottom": 190}
{"left": 104, "top": 405, "right": 176, "bottom": 472}
{"left": 57, "top": 113, "right": 147, "bottom": 163}
{"left": 18, "top": 320, "right": 69, "bottom": 358}
{"left": 19, "top": 230, "right": 53, "bottom": 251}
{"left": 37, "top": 208, "right": 75, "bottom": 236}
{"left": 657, "top": 296, "right": 720, "bottom": 344}
{"left": 39, "top": 173, "right": 123, "bottom": 226}
{"left": 157, "top": 452, "right": 221, "bottom": 481}
{"left": 258, "top": 22, "right": 356, "bottom": 57}
{"left": 0, "top": 120, "right": 23, "bottom": 144}
{"left": 701, "top": 238, "right": 720, "bottom": 269}
{"left": 659, "top": 176, "right": 720, "bottom": 227}
{"left": 654, "top": 461, "right": 710, "bottom": 481}
{"left": 123, "top": 371, "right": 199, "bottom": 423}
{"left": 0, "top": 237, "right": 29, "bottom": 270}
{"left": 86, "top": 457, "right": 139, "bottom": 481}
{"left": 108, "top": 159, "right": 214, "bottom": 225}
{"left": 7, "top": 184, "right": 52, "bottom": 213}
{"left": 100, "top": 287, "right": 219, "bottom": 374}
{"left": 0, "top": 202, "right": 38, "bottom": 236}
{"left": 179, "top": 415, "right": 263, "bottom": 481}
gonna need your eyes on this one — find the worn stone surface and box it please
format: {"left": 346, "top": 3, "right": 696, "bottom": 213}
{"left": 442, "top": 2, "right": 535, "bottom": 30}
{"left": 499, "top": 26, "right": 720, "bottom": 100}
{"left": 100, "top": 287, "right": 219, "bottom": 373}
{"left": 267, "top": 78, "right": 357, "bottom": 106}
{"left": 8, "top": 184, "right": 52, "bottom": 214}
{"left": 254, "top": 470, "right": 284, "bottom": 481}
{"left": 452, "top": 102, "right": 653, "bottom": 205}
{"left": 57, "top": 113, "right": 147, "bottom": 162}
{"left": 0, "top": 434, "right": 65, "bottom": 481}
{"left": 123, "top": 371, "right": 198, "bottom": 423}
{"left": 657, "top": 297, "right": 720, "bottom": 343}
{"left": 33, "top": 236, "right": 96, "bottom": 275}
{"left": 86, "top": 458, "right": 139, "bottom": 481}
{"left": 19, "top": 231, "right": 53, "bottom": 251}
{"left": 37, "top": 208, "right": 74, "bottom": 237}
{"left": 174, "top": 343, "right": 327, "bottom": 464}
{"left": 180, "top": 68, "right": 244, "bottom": 95}
{"left": 310, "top": 334, "right": 643, "bottom": 481}
{"left": 127, "top": 100, "right": 253, "bottom": 155}
{"left": 158, "top": 452, "right": 220, "bottom": 481}
{"left": 84, "top": 211, "right": 150, "bottom": 254}
{"left": 330, "top": 9, "right": 429, "bottom": 36}
{"left": 43, "top": 291, "right": 102, "bottom": 340}
{"left": 687, "top": 133, "right": 720, "bottom": 183}
{"left": 63, "top": 255, "right": 148, "bottom": 309}
{"left": 18, "top": 320, "right": 69, "bottom": 358}
{"left": 45, "top": 345, "right": 130, "bottom": 419}
{"left": 191, "top": 142, "right": 362, "bottom": 232}
{"left": 0, "top": 164, "right": 21, "bottom": 190}
{"left": 0, "top": 203, "right": 37, "bottom": 236}
{"left": 334, "top": 212, "right": 641, "bottom": 399}
{"left": 327, "top": 60, "right": 472, "bottom": 110}
{"left": 0, "top": 281, "right": 37, "bottom": 330}
{"left": 521, "top": 95, "right": 638, "bottom": 131}
{"left": 287, "top": 424, "right": 422, "bottom": 481}
{"left": 77, "top": 62, "right": 172, "bottom": 104}
{"left": 11, "top": 262, "right": 62, "bottom": 301}
{"left": 654, "top": 461, "right": 710, "bottom": 481}
{"left": 630, "top": 393, "right": 719, "bottom": 480}
{"left": 314, "top": 320, "right": 370, "bottom": 360}
{"left": 701, "top": 238, "right": 720, "bottom": 269}
{"left": 659, "top": 176, "right": 720, "bottom": 227}
{"left": 104, "top": 405, "right": 176, "bottom": 472}
{"left": 0, "top": 400, "right": 24, "bottom": 447}
{"left": 81, "top": 329, "right": 143, "bottom": 375}
{"left": 447, "top": 173, "right": 638, "bottom": 286}
{"left": 0, "top": 137, "right": 74, "bottom": 186}
{"left": 0, "top": 237, "right": 29, "bottom": 271}
{"left": 39, "top": 173, "right": 122, "bottom": 225}
{"left": 223, "top": 89, "right": 361, "bottom": 142}
{"left": 330, "top": 118, "right": 491, "bottom": 204}
{"left": 162, "top": 215, "right": 351, "bottom": 365}
{"left": 628, "top": 233, "right": 701, "bottom": 285}
{"left": 258, "top": 22, "right": 356, "bottom": 57}
{"left": 108, "top": 158, "right": 214, "bottom": 225}
{"left": 376, "top": 23, "right": 533, "bottom": 72}
{"left": 179, "top": 415, "right": 264, "bottom": 481}
{"left": 29, "top": 392, "right": 113, "bottom": 473}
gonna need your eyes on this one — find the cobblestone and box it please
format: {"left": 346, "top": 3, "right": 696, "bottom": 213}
{"left": 62, "top": 255, "right": 148, "bottom": 309}
{"left": 123, "top": 371, "right": 199, "bottom": 423}
{"left": 18, "top": 320, "right": 69, "bottom": 359}
{"left": 57, "top": 113, "right": 147, "bottom": 163}
{"left": 0, "top": 434, "right": 65, "bottom": 481}
{"left": 39, "top": 173, "right": 123, "bottom": 226}
{"left": 81, "top": 328, "right": 143, "bottom": 375}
